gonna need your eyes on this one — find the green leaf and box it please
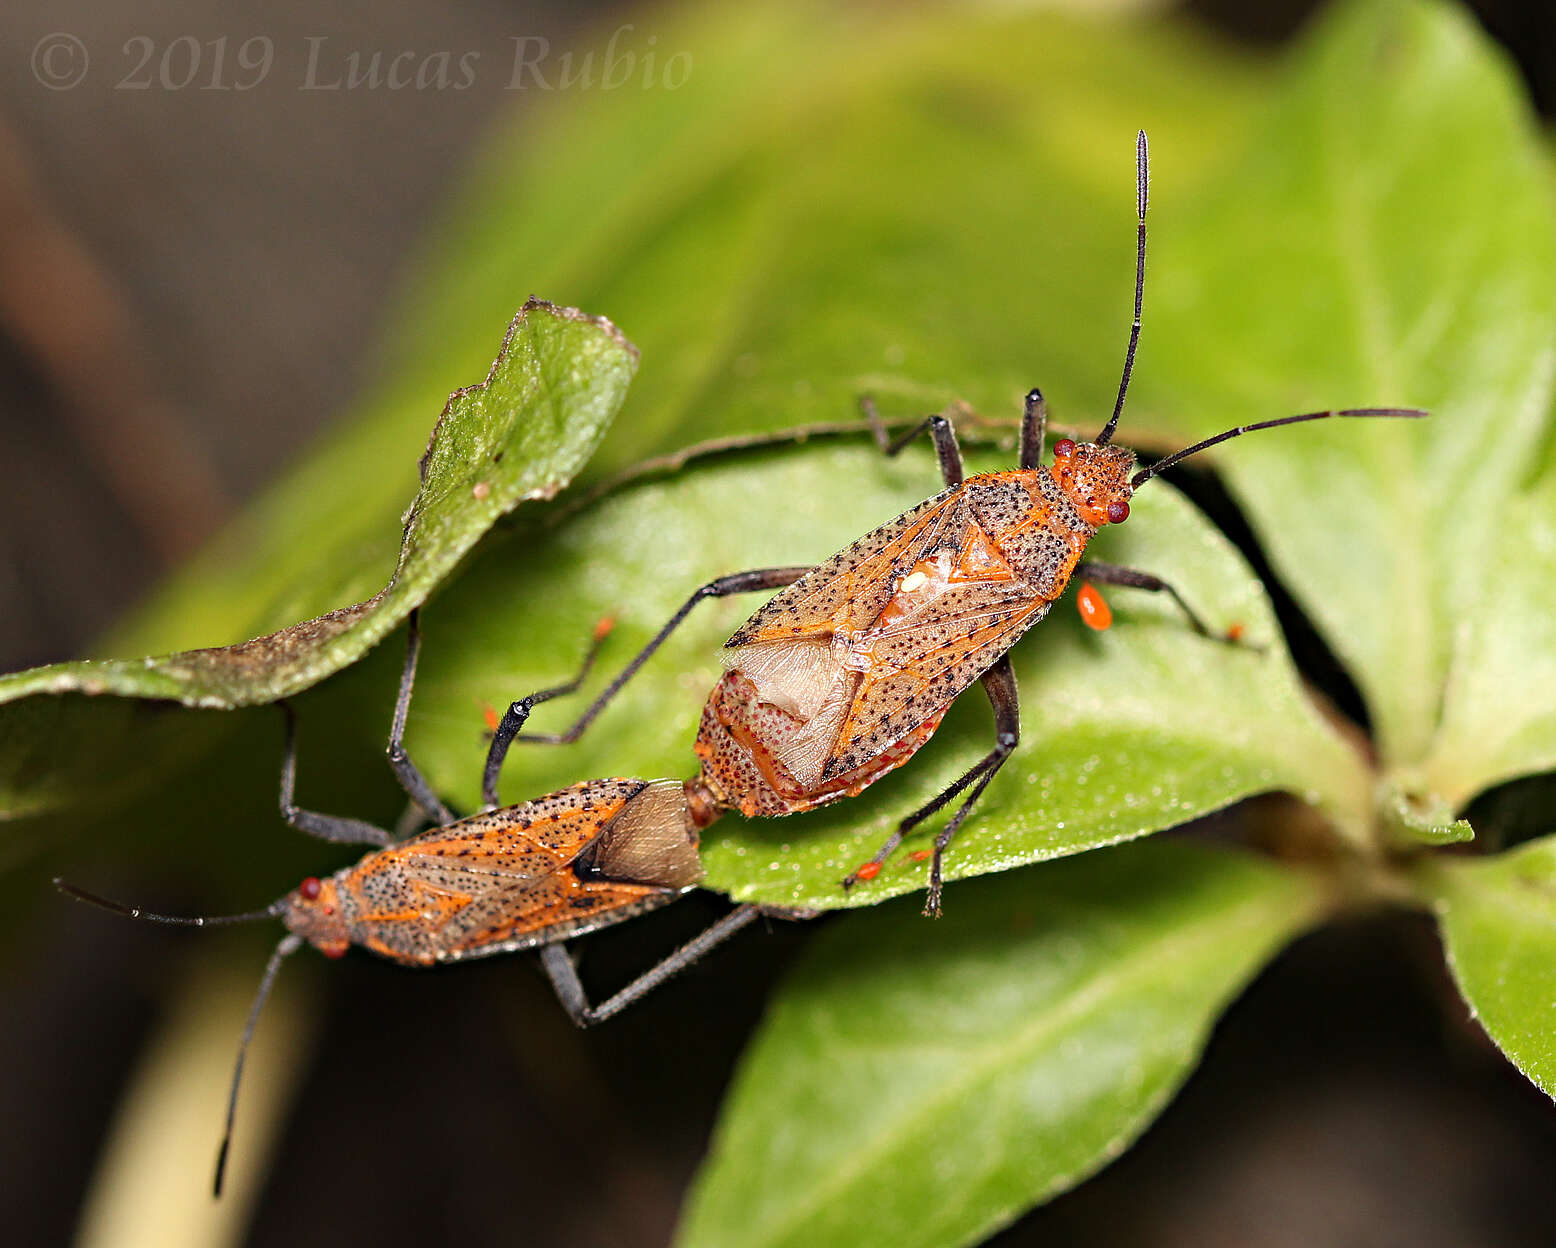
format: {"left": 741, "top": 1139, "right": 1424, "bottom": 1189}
{"left": 1421, "top": 474, "right": 1556, "bottom": 806}
{"left": 1422, "top": 835, "right": 1556, "bottom": 1096}
{"left": 409, "top": 438, "right": 1365, "bottom": 909}
{"left": 0, "top": 300, "right": 636, "bottom": 817}
{"left": 677, "top": 840, "right": 1324, "bottom": 1248}
{"left": 1138, "top": 0, "right": 1556, "bottom": 783}
{"left": 381, "top": 5, "right": 1270, "bottom": 477}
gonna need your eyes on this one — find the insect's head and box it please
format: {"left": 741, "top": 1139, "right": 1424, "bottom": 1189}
{"left": 1050, "top": 438, "right": 1135, "bottom": 526}
{"left": 281, "top": 874, "right": 350, "bottom": 958}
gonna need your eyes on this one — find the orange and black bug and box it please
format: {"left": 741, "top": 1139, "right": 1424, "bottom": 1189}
{"left": 57, "top": 610, "right": 804, "bottom": 1194}
{"left": 482, "top": 131, "right": 1426, "bottom": 918}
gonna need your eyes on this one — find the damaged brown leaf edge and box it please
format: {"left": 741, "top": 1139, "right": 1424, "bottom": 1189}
{"left": 0, "top": 298, "right": 638, "bottom": 817}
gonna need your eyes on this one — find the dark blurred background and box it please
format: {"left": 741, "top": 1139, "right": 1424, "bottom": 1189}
{"left": 4, "top": 2, "right": 1556, "bottom": 1246}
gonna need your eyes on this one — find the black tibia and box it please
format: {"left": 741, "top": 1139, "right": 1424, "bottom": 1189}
{"left": 1018, "top": 388, "right": 1047, "bottom": 471}
{"left": 1077, "top": 560, "right": 1217, "bottom": 639}
{"left": 863, "top": 389, "right": 1052, "bottom": 476}
{"left": 386, "top": 609, "right": 456, "bottom": 827}
{"left": 479, "top": 615, "right": 616, "bottom": 808}
{"left": 481, "top": 566, "right": 811, "bottom": 807}
{"left": 843, "top": 655, "right": 1021, "bottom": 919}
{"left": 278, "top": 608, "right": 454, "bottom": 847}
{"left": 859, "top": 395, "right": 965, "bottom": 487}
{"left": 277, "top": 703, "right": 393, "bottom": 848}
{"left": 538, "top": 904, "right": 817, "bottom": 1027}
{"left": 481, "top": 699, "right": 533, "bottom": 812}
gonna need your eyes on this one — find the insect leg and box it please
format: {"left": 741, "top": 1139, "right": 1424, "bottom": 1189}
{"left": 839, "top": 752, "right": 995, "bottom": 891}
{"left": 277, "top": 703, "right": 394, "bottom": 846}
{"left": 843, "top": 656, "right": 1020, "bottom": 918}
{"left": 920, "top": 657, "right": 1021, "bottom": 917}
{"left": 1075, "top": 561, "right": 1221, "bottom": 640}
{"left": 1017, "top": 388, "right": 1047, "bottom": 470}
{"left": 480, "top": 618, "right": 619, "bottom": 807}
{"left": 538, "top": 904, "right": 815, "bottom": 1026}
{"left": 384, "top": 608, "right": 457, "bottom": 827}
{"left": 859, "top": 395, "right": 965, "bottom": 486}
{"left": 482, "top": 566, "right": 812, "bottom": 805}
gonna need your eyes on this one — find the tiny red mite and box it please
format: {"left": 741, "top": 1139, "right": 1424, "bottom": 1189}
{"left": 482, "top": 130, "right": 1427, "bottom": 919}
{"left": 1076, "top": 581, "right": 1113, "bottom": 631}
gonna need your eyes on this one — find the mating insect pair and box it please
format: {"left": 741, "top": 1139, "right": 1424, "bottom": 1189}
{"left": 58, "top": 609, "right": 809, "bottom": 1195}
{"left": 59, "top": 128, "right": 1426, "bottom": 1195}
{"left": 483, "top": 130, "right": 1426, "bottom": 916}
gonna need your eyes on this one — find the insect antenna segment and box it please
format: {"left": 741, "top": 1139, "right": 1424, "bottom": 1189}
{"left": 53, "top": 877, "right": 297, "bottom": 1196}
{"left": 1094, "top": 128, "right": 1149, "bottom": 448}
{"left": 1129, "top": 406, "right": 1428, "bottom": 487}
{"left": 213, "top": 933, "right": 304, "bottom": 1197}
{"left": 52, "top": 878, "right": 284, "bottom": 926}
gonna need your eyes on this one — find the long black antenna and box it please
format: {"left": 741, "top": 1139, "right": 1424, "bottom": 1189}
{"left": 54, "top": 878, "right": 284, "bottom": 926}
{"left": 1095, "top": 130, "right": 1149, "bottom": 447}
{"left": 213, "top": 932, "right": 304, "bottom": 1197}
{"left": 55, "top": 877, "right": 299, "bottom": 1196}
{"left": 1130, "top": 407, "right": 1428, "bottom": 488}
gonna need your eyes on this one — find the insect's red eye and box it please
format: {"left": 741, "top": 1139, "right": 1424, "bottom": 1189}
{"left": 1106, "top": 500, "right": 1130, "bottom": 524}
{"left": 299, "top": 876, "right": 321, "bottom": 900}
{"left": 1053, "top": 438, "right": 1077, "bottom": 460}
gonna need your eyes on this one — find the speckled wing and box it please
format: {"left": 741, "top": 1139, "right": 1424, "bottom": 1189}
{"left": 823, "top": 586, "right": 1051, "bottom": 780}
{"left": 362, "top": 779, "right": 680, "bottom": 962}
{"left": 726, "top": 487, "right": 966, "bottom": 645}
